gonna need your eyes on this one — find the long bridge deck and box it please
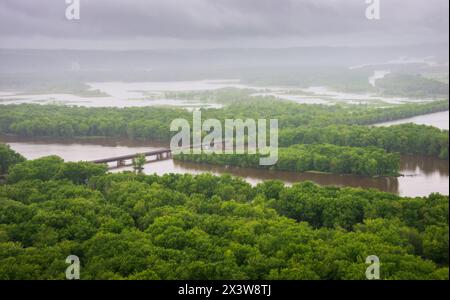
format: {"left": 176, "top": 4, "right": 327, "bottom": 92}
{"left": 90, "top": 148, "right": 172, "bottom": 164}
{"left": 90, "top": 140, "right": 229, "bottom": 168}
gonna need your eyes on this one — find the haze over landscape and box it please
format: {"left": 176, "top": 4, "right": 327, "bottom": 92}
{"left": 0, "top": 0, "right": 449, "bottom": 282}
{"left": 1, "top": 0, "right": 448, "bottom": 49}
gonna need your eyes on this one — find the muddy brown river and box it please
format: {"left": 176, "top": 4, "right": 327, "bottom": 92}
{"left": 2, "top": 135, "right": 448, "bottom": 197}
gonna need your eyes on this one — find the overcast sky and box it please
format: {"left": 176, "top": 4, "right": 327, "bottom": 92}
{"left": 0, "top": 0, "right": 448, "bottom": 49}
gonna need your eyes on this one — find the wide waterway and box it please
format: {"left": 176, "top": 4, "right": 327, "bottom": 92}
{"left": 2, "top": 136, "right": 448, "bottom": 198}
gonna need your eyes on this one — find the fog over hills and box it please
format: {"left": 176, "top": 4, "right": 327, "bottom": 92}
{"left": 1, "top": 0, "right": 448, "bottom": 88}
{"left": 0, "top": 44, "right": 448, "bottom": 72}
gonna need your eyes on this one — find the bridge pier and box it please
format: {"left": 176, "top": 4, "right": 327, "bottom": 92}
{"left": 117, "top": 159, "right": 126, "bottom": 167}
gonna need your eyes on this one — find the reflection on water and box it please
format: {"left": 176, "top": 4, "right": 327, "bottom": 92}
{"left": 401, "top": 155, "right": 449, "bottom": 177}
{"left": 150, "top": 160, "right": 401, "bottom": 195}
{"left": 2, "top": 136, "right": 448, "bottom": 197}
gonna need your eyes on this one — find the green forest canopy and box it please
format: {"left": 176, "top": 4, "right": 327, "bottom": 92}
{"left": 0, "top": 154, "right": 448, "bottom": 280}
{"left": 174, "top": 144, "right": 401, "bottom": 177}
{"left": 0, "top": 99, "right": 447, "bottom": 139}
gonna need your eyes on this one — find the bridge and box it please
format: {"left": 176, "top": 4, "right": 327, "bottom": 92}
{"left": 90, "top": 148, "right": 173, "bottom": 169}
{"left": 90, "top": 141, "right": 227, "bottom": 169}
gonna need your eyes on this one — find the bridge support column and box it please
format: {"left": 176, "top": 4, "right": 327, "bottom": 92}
{"left": 117, "top": 160, "right": 126, "bottom": 167}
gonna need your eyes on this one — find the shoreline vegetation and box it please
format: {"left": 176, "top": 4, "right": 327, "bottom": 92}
{"left": 174, "top": 144, "right": 401, "bottom": 177}
{"left": 0, "top": 100, "right": 448, "bottom": 180}
{"left": 0, "top": 99, "right": 447, "bottom": 140}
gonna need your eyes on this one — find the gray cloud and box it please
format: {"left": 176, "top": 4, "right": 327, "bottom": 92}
{"left": 0, "top": 0, "right": 448, "bottom": 49}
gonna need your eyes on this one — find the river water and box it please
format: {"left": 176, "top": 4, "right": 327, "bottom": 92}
{"left": 2, "top": 134, "right": 448, "bottom": 197}
{"left": 374, "top": 110, "right": 449, "bottom": 130}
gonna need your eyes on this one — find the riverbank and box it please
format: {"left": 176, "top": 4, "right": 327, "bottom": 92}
{"left": 2, "top": 135, "right": 447, "bottom": 197}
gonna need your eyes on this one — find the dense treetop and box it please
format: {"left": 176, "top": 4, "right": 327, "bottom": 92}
{"left": 0, "top": 155, "right": 447, "bottom": 280}
{"left": 175, "top": 144, "right": 401, "bottom": 177}
{"left": 0, "top": 100, "right": 447, "bottom": 140}
{"left": 279, "top": 123, "right": 449, "bottom": 159}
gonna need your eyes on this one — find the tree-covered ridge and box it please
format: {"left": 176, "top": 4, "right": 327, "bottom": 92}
{"left": 0, "top": 105, "right": 192, "bottom": 140}
{"left": 0, "top": 156, "right": 448, "bottom": 280}
{"left": 174, "top": 144, "right": 401, "bottom": 177}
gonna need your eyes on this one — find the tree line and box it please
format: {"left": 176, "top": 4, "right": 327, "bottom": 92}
{"left": 0, "top": 100, "right": 447, "bottom": 139}
{"left": 174, "top": 144, "right": 401, "bottom": 177}
{"left": 279, "top": 123, "right": 449, "bottom": 159}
